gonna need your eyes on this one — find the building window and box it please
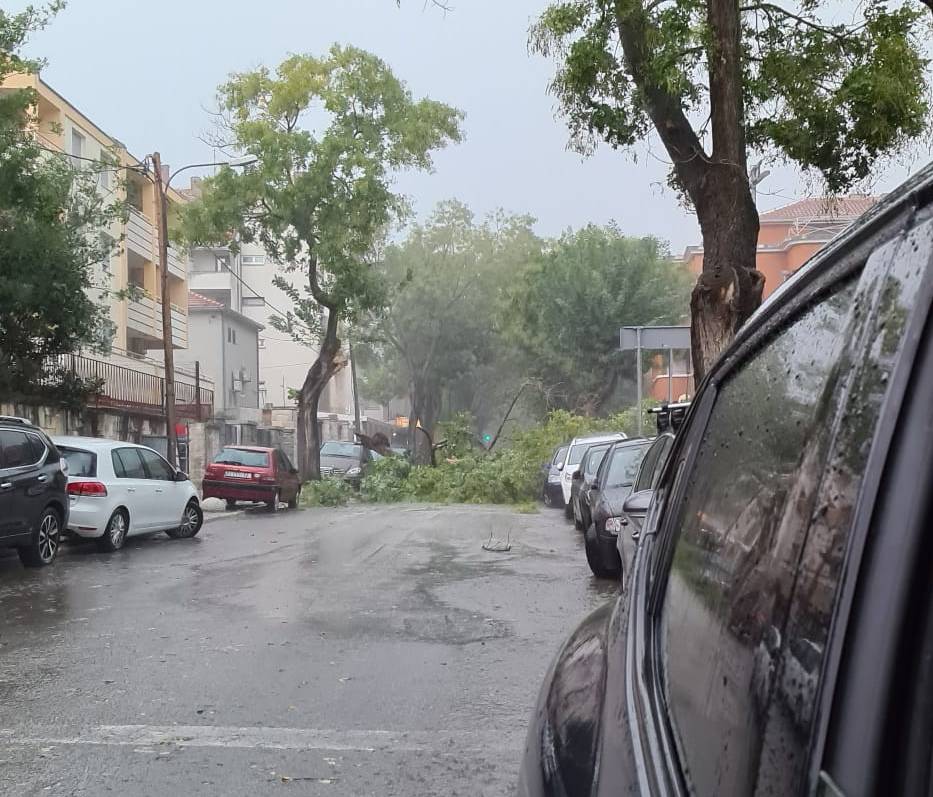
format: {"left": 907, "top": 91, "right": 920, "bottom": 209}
{"left": 69, "top": 128, "right": 85, "bottom": 167}
{"left": 242, "top": 296, "right": 265, "bottom": 307}
{"left": 227, "top": 327, "right": 237, "bottom": 345}
{"left": 241, "top": 255, "right": 266, "bottom": 265}
{"left": 98, "top": 165, "right": 110, "bottom": 190}
{"left": 215, "top": 255, "right": 230, "bottom": 273}
{"left": 258, "top": 338, "right": 266, "bottom": 349}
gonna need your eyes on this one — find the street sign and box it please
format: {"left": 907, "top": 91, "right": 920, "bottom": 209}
{"left": 619, "top": 325, "right": 690, "bottom": 351}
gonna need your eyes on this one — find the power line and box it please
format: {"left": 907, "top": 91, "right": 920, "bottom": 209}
{"left": 218, "top": 260, "right": 319, "bottom": 338}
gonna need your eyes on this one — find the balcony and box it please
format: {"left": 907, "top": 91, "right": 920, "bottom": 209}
{"left": 126, "top": 292, "right": 188, "bottom": 349}
{"left": 44, "top": 354, "right": 214, "bottom": 421}
{"left": 126, "top": 208, "right": 187, "bottom": 281}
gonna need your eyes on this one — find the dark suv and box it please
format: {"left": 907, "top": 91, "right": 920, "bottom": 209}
{"left": 520, "top": 163, "right": 933, "bottom": 796}
{"left": 0, "top": 417, "right": 69, "bottom": 567}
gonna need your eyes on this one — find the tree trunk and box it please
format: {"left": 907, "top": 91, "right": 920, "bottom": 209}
{"left": 297, "top": 309, "right": 345, "bottom": 481}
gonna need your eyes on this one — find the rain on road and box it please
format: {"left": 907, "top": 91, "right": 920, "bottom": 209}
{"left": 0, "top": 503, "right": 613, "bottom": 796}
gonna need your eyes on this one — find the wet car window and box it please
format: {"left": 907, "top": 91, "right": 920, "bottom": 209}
{"left": 660, "top": 277, "right": 858, "bottom": 796}
{"left": 0, "top": 430, "right": 37, "bottom": 468}
{"left": 604, "top": 443, "right": 650, "bottom": 488}
{"left": 320, "top": 442, "right": 362, "bottom": 458}
{"left": 113, "top": 447, "right": 147, "bottom": 479}
{"left": 634, "top": 437, "right": 666, "bottom": 493}
{"left": 583, "top": 444, "right": 610, "bottom": 478}
{"left": 139, "top": 448, "right": 174, "bottom": 480}
{"left": 59, "top": 447, "right": 96, "bottom": 477}
{"left": 213, "top": 448, "right": 270, "bottom": 468}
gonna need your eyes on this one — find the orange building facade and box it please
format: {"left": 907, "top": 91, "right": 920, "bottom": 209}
{"left": 683, "top": 196, "right": 879, "bottom": 301}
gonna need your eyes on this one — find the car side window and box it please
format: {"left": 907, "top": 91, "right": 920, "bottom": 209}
{"left": 634, "top": 438, "right": 665, "bottom": 493}
{"left": 659, "top": 277, "right": 859, "bottom": 796}
{"left": 138, "top": 448, "right": 174, "bottom": 480}
{"left": 0, "top": 430, "right": 39, "bottom": 469}
{"left": 113, "top": 448, "right": 147, "bottom": 479}
{"left": 26, "top": 434, "right": 47, "bottom": 464}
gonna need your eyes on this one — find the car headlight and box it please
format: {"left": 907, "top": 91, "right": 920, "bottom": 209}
{"left": 605, "top": 516, "right": 625, "bottom": 534}
{"left": 547, "top": 473, "right": 562, "bottom": 484}
{"left": 346, "top": 466, "right": 362, "bottom": 477}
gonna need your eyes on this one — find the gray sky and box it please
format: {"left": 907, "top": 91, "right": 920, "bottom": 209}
{"left": 20, "top": 0, "right": 930, "bottom": 253}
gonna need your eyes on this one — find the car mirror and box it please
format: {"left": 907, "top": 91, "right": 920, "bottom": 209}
{"left": 174, "top": 470, "right": 189, "bottom": 482}
{"left": 623, "top": 489, "right": 652, "bottom": 514}
{"left": 556, "top": 461, "right": 564, "bottom": 471}
{"left": 571, "top": 470, "right": 582, "bottom": 481}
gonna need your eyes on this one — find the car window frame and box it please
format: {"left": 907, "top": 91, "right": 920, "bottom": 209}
{"left": 112, "top": 446, "right": 148, "bottom": 480}
{"left": 0, "top": 428, "right": 46, "bottom": 471}
{"left": 137, "top": 447, "right": 175, "bottom": 481}
{"left": 635, "top": 229, "right": 881, "bottom": 795}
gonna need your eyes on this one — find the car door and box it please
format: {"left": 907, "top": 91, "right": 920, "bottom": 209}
{"left": 277, "top": 449, "right": 300, "bottom": 500}
{"left": 628, "top": 204, "right": 928, "bottom": 796}
{"left": 0, "top": 429, "right": 37, "bottom": 539}
{"left": 136, "top": 447, "right": 186, "bottom": 530}
{"left": 111, "top": 447, "right": 157, "bottom": 532}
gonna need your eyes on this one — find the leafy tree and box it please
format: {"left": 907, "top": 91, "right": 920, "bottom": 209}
{"left": 507, "top": 225, "right": 691, "bottom": 414}
{"left": 531, "top": 0, "right": 931, "bottom": 380}
{"left": 0, "top": 3, "right": 123, "bottom": 405}
{"left": 359, "top": 201, "right": 540, "bottom": 463}
{"left": 181, "top": 46, "right": 462, "bottom": 479}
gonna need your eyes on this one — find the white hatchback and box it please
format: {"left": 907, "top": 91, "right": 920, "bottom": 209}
{"left": 560, "top": 432, "right": 627, "bottom": 510}
{"left": 53, "top": 437, "right": 202, "bottom": 552}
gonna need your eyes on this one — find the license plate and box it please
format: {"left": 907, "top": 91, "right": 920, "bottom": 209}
{"left": 225, "top": 471, "right": 252, "bottom": 479}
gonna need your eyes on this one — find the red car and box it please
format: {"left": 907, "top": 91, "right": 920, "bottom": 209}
{"left": 202, "top": 446, "right": 301, "bottom": 511}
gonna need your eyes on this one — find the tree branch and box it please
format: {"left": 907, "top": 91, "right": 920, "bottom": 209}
{"left": 741, "top": 3, "right": 856, "bottom": 42}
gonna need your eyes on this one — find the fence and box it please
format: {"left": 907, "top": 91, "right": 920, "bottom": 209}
{"left": 47, "top": 354, "right": 213, "bottom": 420}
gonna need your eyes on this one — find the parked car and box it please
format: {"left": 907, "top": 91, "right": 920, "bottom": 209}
{"left": 0, "top": 417, "right": 69, "bottom": 567}
{"left": 55, "top": 437, "right": 202, "bottom": 551}
{"left": 582, "top": 438, "right": 651, "bottom": 578}
{"left": 570, "top": 441, "right": 613, "bottom": 531}
{"left": 319, "top": 441, "right": 380, "bottom": 487}
{"left": 614, "top": 428, "right": 677, "bottom": 551}
{"left": 519, "top": 164, "right": 933, "bottom": 797}
{"left": 202, "top": 445, "right": 301, "bottom": 510}
{"left": 559, "top": 432, "right": 625, "bottom": 518}
{"left": 541, "top": 444, "right": 568, "bottom": 508}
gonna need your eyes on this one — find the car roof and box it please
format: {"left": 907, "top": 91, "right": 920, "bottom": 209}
{"left": 53, "top": 436, "right": 143, "bottom": 450}
{"left": 220, "top": 445, "right": 274, "bottom": 452}
{"left": 570, "top": 433, "right": 625, "bottom": 445}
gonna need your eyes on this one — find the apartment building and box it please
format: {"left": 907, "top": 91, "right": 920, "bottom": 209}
{"left": 1, "top": 73, "right": 212, "bottom": 437}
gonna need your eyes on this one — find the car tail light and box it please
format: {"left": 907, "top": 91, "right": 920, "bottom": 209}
{"left": 68, "top": 481, "right": 108, "bottom": 497}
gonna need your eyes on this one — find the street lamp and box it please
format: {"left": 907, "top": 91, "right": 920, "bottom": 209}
{"left": 149, "top": 152, "right": 258, "bottom": 465}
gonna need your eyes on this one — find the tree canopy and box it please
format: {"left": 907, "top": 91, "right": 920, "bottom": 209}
{"left": 531, "top": 0, "right": 931, "bottom": 379}
{"left": 506, "top": 224, "right": 691, "bottom": 414}
{"left": 181, "top": 45, "right": 462, "bottom": 478}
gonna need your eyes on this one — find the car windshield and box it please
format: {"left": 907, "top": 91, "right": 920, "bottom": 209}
{"left": 213, "top": 448, "right": 269, "bottom": 468}
{"left": 59, "top": 446, "right": 96, "bottom": 477}
{"left": 321, "top": 442, "right": 362, "bottom": 458}
{"left": 605, "top": 444, "right": 650, "bottom": 488}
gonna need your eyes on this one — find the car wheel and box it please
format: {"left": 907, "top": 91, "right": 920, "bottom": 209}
{"left": 97, "top": 509, "right": 129, "bottom": 553}
{"left": 287, "top": 489, "right": 300, "bottom": 509}
{"left": 225, "top": 499, "right": 237, "bottom": 511}
{"left": 167, "top": 499, "right": 203, "bottom": 539}
{"left": 267, "top": 489, "right": 280, "bottom": 512}
{"left": 584, "top": 523, "right": 621, "bottom": 580}
{"left": 543, "top": 488, "right": 553, "bottom": 507}
{"left": 19, "top": 507, "right": 61, "bottom": 567}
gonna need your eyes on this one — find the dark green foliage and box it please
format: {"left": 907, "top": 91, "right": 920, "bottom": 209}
{"left": 300, "top": 477, "right": 354, "bottom": 507}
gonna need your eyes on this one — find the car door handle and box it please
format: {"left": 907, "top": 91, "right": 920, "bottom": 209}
{"left": 0, "top": 483, "right": 11, "bottom": 491}
{"left": 37, "top": 474, "right": 48, "bottom": 483}
{"left": 127, "top": 487, "right": 136, "bottom": 493}
{"left": 155, "top": 487, "right": 164, "bottom": 493}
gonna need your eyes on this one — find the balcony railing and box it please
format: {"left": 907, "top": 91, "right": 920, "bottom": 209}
{"left": 47, "top": 354, "right": 213, "bottom": 420}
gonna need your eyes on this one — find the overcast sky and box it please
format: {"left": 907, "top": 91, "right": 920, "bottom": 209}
{"left": 18, "top": 0, "right": 931, "bottom": 253}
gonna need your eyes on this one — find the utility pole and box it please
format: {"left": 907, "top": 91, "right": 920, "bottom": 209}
{"left": 152, "top": 152, "right": 178, "bottom": 466}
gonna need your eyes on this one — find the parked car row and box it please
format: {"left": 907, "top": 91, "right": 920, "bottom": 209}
{"left": 0, "top": 415, "right": 309, "bottom": 568}
{"left": 521, "top": 165, "right": 933, "bottom": 796}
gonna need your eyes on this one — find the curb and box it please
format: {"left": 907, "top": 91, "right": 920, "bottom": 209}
{"left": 203, "top": 510, "right": 244, "bottom": 524}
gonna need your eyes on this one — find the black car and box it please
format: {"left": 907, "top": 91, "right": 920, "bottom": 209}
{"left": 570, "top": 441, "right": 613, "bottom": 532}
{"left": 541, "top": 444, "right": 568, "bottom": 508}
{"left": 520, "top": 164, "right": 933, "bottom": 796}
{"left": 319, "top": 441, "right": 380, "bottom": 487}
{"left": 0, "top": 416, "right": 69, "bottom": 567}
{"left": 582, "top": 438, "right": 651, "bottom": 579}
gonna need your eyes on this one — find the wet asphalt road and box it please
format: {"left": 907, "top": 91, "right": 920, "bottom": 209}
{"left": 0, "top": 503, "right": 615, "bottom": 796}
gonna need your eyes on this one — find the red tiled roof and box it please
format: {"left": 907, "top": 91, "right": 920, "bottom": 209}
{"left": 759, "top": 195, "right": 879, "bottom": 223}
{"left": 188, "top": 291, "right": 223, "bottom": 310}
